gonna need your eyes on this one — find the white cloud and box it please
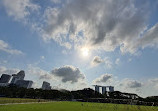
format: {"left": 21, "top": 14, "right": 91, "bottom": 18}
{"left": 62, "top": 50, "right": 68, "bottom": 54}
{"left": 0, "top": 66, "right": 20, "bottom": 75}
{"left": 31, "top": 82, "right": 39, "bottom": 89}
{"left": 116, "top": 78, "right": 158, "bottom": 97}
{"left": 149, "top": 78, "right": 158, "bottom": 89}
{"left": 0, "top": 40, "right": 23, "bottom": 55}
{"left": 137, "top": 23, "right": 158, "bottom": 49}
{"left": 104, "top": 57, "right": 112, "bottom": 68}
{"left": 2, "top": 0, "right": 158, "bottom": 54}
{"left": 27, "top": 65, "right": 54, "bottom": 81}
{"left": 91, "top": 56, "right": 104, "bottom": 66}
{"left": 115, "top": 58, "right": 120, "bottom": 65}
{"left": 26, "top": 64, "right": 88, "bottom": 90}
{"left": 92, "top": 74, "right": 148, "bottom": 96}
{"left": 120, "top": 23, "right": 158, "bottom": 54}
{"left": 26, "top": 65, "right": 56, "bottom": 88}
{"left": 51, "top": 0, "right": 62, "bottom": 4}
{"left": 91, "top": 56, "right": 112, "bottom": 68}
{"left": 128, "top": 58, "right": 132, "bottom": 62}
{"left": 2, "top": 0, "right": 40, "bottom": 21}
{"left": 42, "top": 0, "right": 156, "bottom": 54}
{"left": 120, "top": 79, "right": 143, "bottom": 88}
{"left": 40, "top": 56, "right": 45, "bottom": 60}
{"left": 127, "top": 80, "right": 143, "bottom": 88}
{"left": 1, "top": 0, "right": 158, "bottom": 55}
{"left": 93, "top": 74, "right": 112, "bottom": 84}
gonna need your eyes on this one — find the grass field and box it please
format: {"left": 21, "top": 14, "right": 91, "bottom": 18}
{"left": 0, "top": 101, "right": 158, "bottom": 111}
{"left": 0, "top": 98, "right": 48, "bottom": 104}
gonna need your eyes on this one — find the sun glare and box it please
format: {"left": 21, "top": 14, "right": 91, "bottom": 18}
{"left": 81, "top": 47, "right": 89, "bottom": 57}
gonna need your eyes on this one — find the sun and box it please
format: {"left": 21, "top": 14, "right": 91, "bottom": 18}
{"left": 81, "top": 47, "right": 89, "bottom": 57}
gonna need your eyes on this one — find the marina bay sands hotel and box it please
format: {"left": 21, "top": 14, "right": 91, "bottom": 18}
{"left": 93, "top": 85, "right": 114, "bottom": 94}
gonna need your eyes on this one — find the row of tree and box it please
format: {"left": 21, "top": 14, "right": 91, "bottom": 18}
{"left": 0, "top": 85, "right": 102, "bottom": 100}
{"left": 0, "top": 85, "right": 158, "bottom": 103}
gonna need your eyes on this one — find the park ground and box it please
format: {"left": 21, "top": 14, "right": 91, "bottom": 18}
{"left": 0, "top": 98, "right": 158, "bottom": 111}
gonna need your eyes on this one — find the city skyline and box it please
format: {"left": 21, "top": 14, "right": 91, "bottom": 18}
{"left": 0, "top": 0, "right": 158, "bottom": 97}
{"left": 0, "top": 70, "right": 33, "bottom": 89}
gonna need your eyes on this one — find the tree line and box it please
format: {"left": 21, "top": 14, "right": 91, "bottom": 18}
{"left": 0, "top": 85, "right": 157, "bottom": 104}
{"left": 0, "top": 85, "right": 102, "bottom": 100}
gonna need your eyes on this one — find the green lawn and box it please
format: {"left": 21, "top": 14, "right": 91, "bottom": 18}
{"left": 0, "top": 98, "right": 48, "bottom": 104}
{"left": 0, "top": 101, "right": 158, "bottom": 111}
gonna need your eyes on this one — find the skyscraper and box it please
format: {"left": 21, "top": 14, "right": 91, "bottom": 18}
{"left": 109, "top": 86, "right": 114, "bottom": 92}
{"left": 102, "top": 87, "right": 106, "bottom": 94}
{"left": 42, "top": 81, "right": 51, "bottom": 90}
{"left": 95, "top": 85, "right": 100, "bottom": 92}
{"left": 11, "top": 70, "right": 25, "bottom": 84}
{"left": 0, "top": 74, "right": 11, "bottom": 83}
{"left": 15, "top": 80, "right": 33, "bottom": 89}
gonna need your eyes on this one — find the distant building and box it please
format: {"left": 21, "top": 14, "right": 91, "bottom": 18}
{"left": 11, "top": 70, "right": 25, "bottom": 84}
{"left": 109, "top": 86, "right": 114, "bottom": 92}
{"left": 95, "top": 85, "right": 99, "bottom": 92}
{"left": 93, "top": 85, "right": 114, "bottom": 94}
{"left": 0, "top": 83, "right": 10, "bottom": 87}
{"left": 102, "top": 87, "right": 106, "bottom": 94}
{"left": 0, "top": 74, "right": 11, "bottom": 83}
{"left": 15, "top": 80, "right": 33, "bottom": 89}
{"left": 42, "top": 81, "right": 51, "bottom": 90}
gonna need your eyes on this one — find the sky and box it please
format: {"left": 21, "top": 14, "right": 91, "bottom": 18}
{"left": 0, "top": 0, "right": 158, "bottom": 97}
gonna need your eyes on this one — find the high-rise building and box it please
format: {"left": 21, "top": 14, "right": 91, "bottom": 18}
{"left": 11, "top": 70, "right": 25, "bottom": 84}
{"left": 0, "top": 74, "right": 11, "bottom": 83}
{"left": 42, "top": 81, "right": 51, "bottom": 90}
{"left": 95, "top": 85, "right": 99, "bottom": 93}
{"left": 0, "top": 83, "right": 9, "bottom": 87}
{"left": 15, "top": 80, "right": 33, "bottom": 89}
{"left": 93, "top": 85, "right": 114, "bottom": 93}
{"left": 102, "top": 87, "right": 106, "bottom": 94}
{"left": 109, "top": 86, "right": 114, "bottom": 92}
{"left": 16, "top": 70, "right": 25, "bottom": 79}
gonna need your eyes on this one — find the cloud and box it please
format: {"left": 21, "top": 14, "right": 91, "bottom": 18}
{"left": 115, "top": 58, "right": 120, "bottom": 65}
{"left": 128, "top": 80, "right": 143, "bottom": 88}
{"left": 137, "top": 23, "right": 158, "bottom": 49}
{"left": 149, "top": 78, "right": 158, "bottom": 88}
{"left": 2, "top": 0, "right": 39, "bottom": 21}
{"left": 104, "top": 57, "right": 112, "bottom": 68}
{"left": 0, "top": 40, "right": 23, "bottom": 55}
{"left": 93, "top": 74, "right": 112, "bottom": 84}
{"left": 40, "top": 56, "right": 45, "bottom": 60}
{"left": 0, "top": 66, "right": 20, "bottom": 75}
{"left": 31, "top": 82, "right": 39, "bottom": 88}
{"left": 120, "top": 79, "right": 143, "bottom": 89}
{"left": 128, "top": 58, "right": 132, "bottom": 62}
{"left": 91, "top": 56, "right": 112, "bottom": 68}
{"left": 2, "top": 0, "right": 158, "bottom": 54}
{"left": 26, "top": 65, "right": 62, "bottom": 88}
{"left": 51, "top": 0, "right": 62, "bottom": 4}
{"left": 120, "top": 23, "right": 158, "bottom": 54}
{"left": 91, "top": 56, "right": 104, "bottom": 66}
{"left": 39, "top": 74, "right": 52, "bottom": 80}
{"left": 62, "top": 50, "right": 68, "bottom": 55}
{"left": 27, "top": 65, "right": 53, "bottom": 81}
{"left": 150, "top": 78, "right": 158, "bottom": 83}
{"left": 42, "top": 0, "right": 156, "bottom": 54}
{"left": 92, "top": 75, "right": 157, "bottom": 97}
{"left": 51, "top": 65, "right": 85, "bottom": 83}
